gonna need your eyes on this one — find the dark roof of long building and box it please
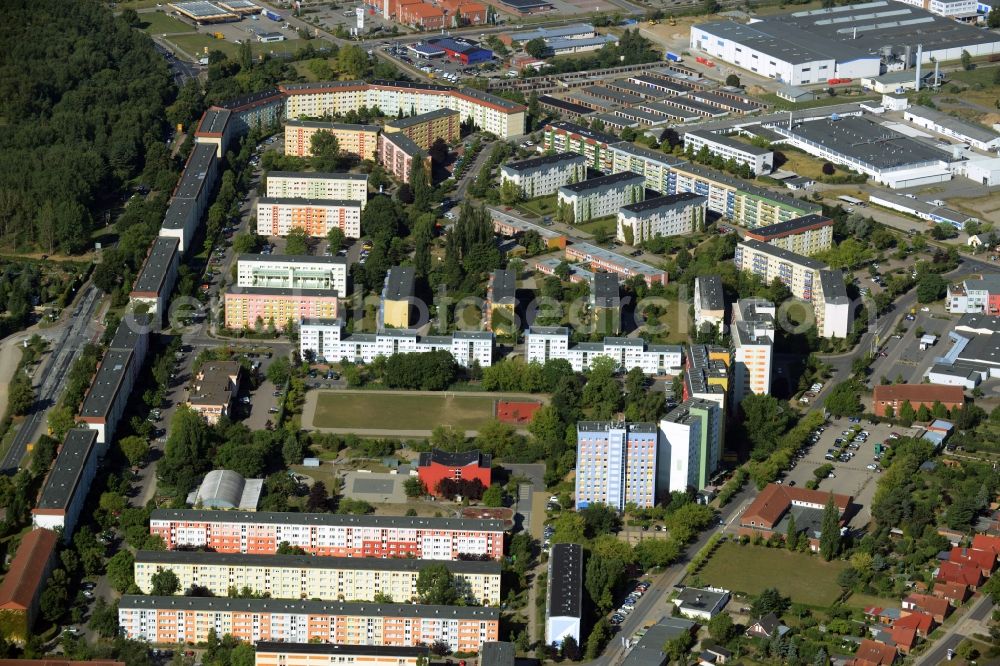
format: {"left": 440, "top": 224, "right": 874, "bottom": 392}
{"left": 744, "top": 213, "right": 833, "bottom": 241}
{"left": 174, "top": 143, "right": 218, "bottom": 200}
{"left": 132, "top": 237, "right": 180, "bottom": 296}
{"left": 620, "top": 192, "right": 705, "bottom": 214}
{"left": 386, "top": 108, "right": 460, "bottom": 130}
{"left": 480, "top": 642, "right": 516, "bottom": 666}
{"left": 502, "top": 152, "right": 586, "bottom": 173}
{"left": 418, "top": 449, "right": 492, "bottom": 469}
{"left": 383, "top": 266, "right": 415, "bottom": 301}
{"left": 133, "top": 550, "right": 501, "bottom": 574}
{"left": 35, "top": 429, "right": 99, "bottom": 512}
{"left": 548, "top": 543, "right": 583, "bottom": 620}
{"left": 545, "top": 120, "right": 620, "bottom": 145}
{"left": 560, "top": 170, "right": 643, "bottom": 194}
{"left": 255, "top": 644, "right": 430, "bottom": 659}
{"left": 119, "top": 595, "right": 502, "bottom": 619}
{"left": 149, "top": 508, "right": 506, "bottom": 531}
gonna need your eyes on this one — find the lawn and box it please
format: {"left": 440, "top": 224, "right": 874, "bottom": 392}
{"left": 699, "top": 542, "right": 848, "bottom": 607}
{"left": 844, "top": 592, "right": 899, "bottom": 610}
{"left": 312, "top": 391, "right": 504, "bottom": 430}
{"left": 648, "top": 295, "right": 690, "bottom": 344}
{"left": 138, "top": 11, "right": 195, "bottom": 34}
{"left": 576, "top": 217, "right": 618, "bottom": 241}
{"left": 755, "top": 92, "right": 880, "bottom": 112}
{"left": 518, "top": 196, "right": 558, "bottom": 218}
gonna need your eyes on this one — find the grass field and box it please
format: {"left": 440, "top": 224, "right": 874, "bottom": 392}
{"left": 518, "top": 196, "right": 558, "bottom": 219}
{"left": 845, "top": 592, "right": 899, "bottom": 610}
{"left": 312, "top": 391, "right": 501, "bottom": 430}
{"left": 139, "top": 11, "right": 195, "bottom": 34}
{"left": 576, "top": 217, "right": 618, "bottom": 240}
{"left": 699, "top": 542, "right": 848, "bottom": 607}
{"left": 755, "top": 92, "right": 880, "bottom": 112}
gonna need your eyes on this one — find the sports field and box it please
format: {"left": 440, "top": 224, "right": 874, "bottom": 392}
{"left": 699, "top": 541, "right": 847, "bottom": 607}
{"left": 312, "top": 391, "right": 500, "bottom": 431}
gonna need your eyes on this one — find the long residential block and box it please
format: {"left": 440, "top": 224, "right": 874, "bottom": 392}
{"left": 500, "top": 153, "right": 587, "bottom": 199}
{"left": 129, "top": 236, "right": 180, "bottom": 323}
{"left": 133, "top": 550, "right": 502, "bottom": 605}
{"left": 215, "top": 88, "right": 285, "bottom": 134}
{"left": 256, "top": 198, "right": 362, "bottom": 238}
{"left": 117, "top": 596, "right": 500, "bottom": 651}
{"left": 194, "top": 108, "right": 235, "bottom": 158}
{"left": 280, "top": 80, "right": 526, "bottom": 139}
{"left": 265, "top": 172, "right": 368, "bottom": 208}
{"left": 617, "top": 192, "right": 707, "bottom": 244}
{"left": 300, "top": 318, "right": 493, "bottom": 368}
{"left": 743, "top": 213, "right": 833, "bottom": 257}
{"left": 149, "top": 509, "right": 506, "bottom": 559}
{"left": 237, "top": 254, "right": 348, "bottom": 296}
{"left": 284, "top": 120, "right": 380, "bottom": 160}
{"left": 254, "top": 644, "right": 429, "bottom": 666}
{"left": 31, "top": 429, "right": 101, "bottom": 539}
{"left": 609, "top": 143, "right": 685, "bottom": 194}
{"left": 224, "top": 287, "right": 339, "bottom": 332}
{"left": 558, "top": 171, "right": 645, "bottom": 224}
{"left": 525, "top": 326, "right": 682, "bottom": 375}
{"left": 159, "top": 143, "right": 220, "bottom": 253}
{"left": 683, "top": 130, "right": 774, "bottom": 176}
{"left": 542, "top": 121, "right": 620, "bottom": 172}
{"left": 545, "top": 543, "right": 583, "bottom": 648}
{"left": 384, "top": 108, "right": 461, "bottom": 150}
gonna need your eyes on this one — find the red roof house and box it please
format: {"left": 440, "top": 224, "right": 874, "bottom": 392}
{"left": 889, "top": 624, "right": 918, "bottom": 654}
{"left": 972, "top": 534, "right": 1000, "bottom": 558}
{"left": 937, "top": 560, "right": 984, "bottom": 587}
{"left": 849, "top": 639, "right": 897, "bottom": 666}
{"left": 895, "top": 610, "right": 935, "bottom": 637}
{"left": 417, "top": 449, "right": 492, "bottom": 497}
{"left": 949, "top": 546, "right": 996, "bottom": 576}
{"left": 931, "top": 581, "right": 970, "bottom": 605}
{"left": 0, "top": 529, "right": 59, "bottom": 644}
{"left": 901, "top": 593, "right": 951, "bottom": 623}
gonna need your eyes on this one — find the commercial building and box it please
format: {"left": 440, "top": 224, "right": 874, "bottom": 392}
{"left": 486, "top": 269, "right": 517, "bottom": 335}
{"left": 690, "top": 2, "right": 1000, "bottom": 86}
{"left": 591, "top": 271, "right": 621, "bottom": 336}
{"left": 731, "top": 299, "right": 775, "bottom": 408}
{"left": 543, "top": 121, "right": 620, "bottom": 172}
{"left": 384, "top": 108, "right": 461, "bottom": 150}
{"left": 575, "top": 421, "right": 661, "bottom": 510}
{"left": 545, "top": 544, "right": 583, "bottom": 648}
{"left": 544, "top": 35, "right": 619, "bottom": 55}
{"left": 257, "top": 31, "right": 285, "bottom": 43}
{"left": 194, "top": 108, "right": 234, "bottom": 158}
{"left": 871, "top": 384, "right": 965, "bottom": 417}
{"left": 256, "top": 198, "right": 362, "bottom": 238}
{"left": 609, "top": 143, "right": 685, "bottom": 194}
{"left": 617, "top": 193, "right": 708, "bottom": 244}
{"left": 283, "top": 120, "right": 380, "bottom": 159}
{"left": 620, "top": 617, "right": 697, "bottom": 666}
{"left": 223, "top": 286, "right": 339, "bottom": 331}
{"left": 133, "top": 550, "right": 501, "bottom": 605}
{"left": 427, "top": 37, "right": 492, "bottom": 63}
{"left": 946, "top": 274, "right": 1000, "bottom": 314}
{"left": 904, "top": 106, "right": 1000, "bottom": 153}
{"left": 150, "top": 509, "right": 506, "bottom": 559}
{"left": 280, "top": 80, "right": 526, "bottom": 139}
{"left": 380, "top": 266, "right": 416, "bottom": 329}
{"left": 265, "top": 172, "right": 368, "bottom": 208}
{"left": 118, "top": 596, "right": 499, "bottom": 650}
{"left": 769, "top": 116, "right": 953, "bottom": 189}
{"left": 399, "top": 3, "right": 447, "bottom": 29}
{"left": 673, "top": 587, "right": 731, "bottom": 621}
{"left": 694, "top": 275, "right": 725, "bottom": 332}
{"left": 868, "top": 192, "right": 974, "bottom": 227}
{"left": 565, "top": 242, "right": 668, "bottom": 286}
{"left": 500, "top": 153, "right": 587, "bottom": 199}
{"left": 129, "top": 236, "right": 181, "bottom": 323}
{"left": 558, "top": 171, "right": 645, "bottom": 224}
{"left": 237, "top": 254, "right": 348, "bottom": 296}
{"left": 927, "top": 313, "right": 1000, "bottom": 388}
{"left": 743, "top": 214, "right": 834, "bottom": 256}
{"left": 683, "top": 344, "right": 730, "bottom": 412}
{"left": 186, "top": 361, "right": 242, "bottom": 425}
{"left": 658, "top": 398, "right": 723, "bottom": 493}
{"left": 213, "top": 88, "right": 285, "bottom": 134}
{"left": 169, "top": 1, "right": 237, "bottom": 23}
{"left": 0, "top": 529, "right": 59, "bottom": 644}
{"left": 738, "top": 483, "right": 852, "bottom": 551}
{"left": 417, "top": 450, "right": 492, "bottom": 497}
{"left": 32, "top": 429, "right": 101, "bottom": 536}
{"left": 683, "top": 130, "right": 774, "bottom": 175}
{"left": 255, "top": 644, "right": 429, "bottom": 666}
{"left": 525, "top": 327, "right": 683, "bottom": 374}
{"left": 159, "top": 143, "right": 219, "bottom": 253}
{"left": 503, "top": 22, "right": 596, "bottom": 44}
{"left": 378, "top": 131, "right": 430, "bottom": 185}
{"left": 79, "top": 318, "right": 151, "bottom": 445}
{"left": 299, "top": 318, "right": 493, "bottom": 368}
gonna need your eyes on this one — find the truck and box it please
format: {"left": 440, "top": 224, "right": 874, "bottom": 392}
{"left": 212, "top": 31, "right": 225, "bottom": 39}
{"left": 666, "top": 52, "right": 683, "bottom": 63}
{"left": 695, "top": 56, "right": 715, "bottom": 67}
{"left": 262, "top": 9, "right": 282, "bottom": 21}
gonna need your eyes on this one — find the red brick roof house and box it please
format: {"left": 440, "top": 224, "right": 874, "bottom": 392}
{"left": 871, "top": 384, "right": 964, "bottom": 418}
{"left": 931, "top": 581, "right": 970, "bottom": 605}
{"left": 972, "top": 534, "right": 1000, "bottom": 559}
{"left": 936, "top": 560, "right": 984, "bottom": 587}
{"left": 901, "top": 593, "right": 951, "bottom": 623}
{"left": 948, "top": 546, "right": 996, "bottom": 577}
{"left": 895, "top": 610, "right": 935, "bottom": 638}
{"left": 849, "top": 639, "right": 897, "bottom": 666}
{"left": 738, "top": 484, "right": 852, "bottom": 550}
{"left": 889, "top": 624, "right": 917, "bottom": 654}
{"left": 0, "top": 529, "right": 59, "bottom": 644}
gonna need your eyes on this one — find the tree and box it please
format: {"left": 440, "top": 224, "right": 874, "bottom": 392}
{"left": 416, "top": 563, "right": 458, "bottom": 605}
{"left": 47, "top": 406, "right": 76, "bottom": 441}
{"left": 8, "top": 374, "right": 34, "bottom": 415}
{"left": 585, "top": 618, "right": 611, "bottom": 659}
{"left": 634, "top": 538, "right": 681, "bottom": 569}
{"left": 988, "top": 6, "right": 1000, "bottom": 28}
{"left": 708, "top": 613, "right": 736, "bottom": 643}
{"left": 739, "top": 394, "right": 791, "bottom": 459}
{"left": 276, "top": 542, "right": 307, "bottom": 555}
{"left": 899, "top": 400, "right": 916, "bottom": 426}
{"left": 819, "top": 493, "right": 841, "bottom": 561}
{"left": 404, "top": 477, "right": 426, "bottom": 498}
{"left": 561, "top": 635, "right": 580, "bottom": 661}
{"left": 326, "top": 227, "right": 345, "bottom": 252}
{"left": 310, "top": 131, "right": 342, "bottom": 170}
{"left": 410, "top": 159, "right": 433, "bottom": 213}
{"left": 916, "top": 273, "right": 946, "bottom": 303}
{"left": 663, "top": 631, "right": 694, "bottom": 662}
{"left": 428, "top": 138, "right": 449, "bottom": 165}
{"left": 750, "top": 587, "right": 790, "bottom": 618}
{"left": 825, "top": 381, "right": 863, "bottom": 416}
{"left": 284, "top": 227, "right": 309, "bottom": 255}
{"left": 821, "top": 162, "right": 836, "bottom": 176}
{"left": 107, "top": 551, "right": 135, "bottom": 594}
{"left": 961, "top": 49, "right": 973, "bottom": 71}
{"left": 120, "top": 8, "right": 141, "bottom": 26}
{"left": 150, "top": 569, "right": 180, "bottom": 596}
{"left": 786, "top": 512, "right": 799, "bottom": 550}
{"left": 585, "top": 555, "right": 626, "bottom": 611}
{"left": 119, "top": 435, "right": 149, "bottom": 468}
{"left": 307, "top": 480, "right": 329, "bottom": 512}
{"left": 89, "top": 598, "right": 119, "bottom": 638}
{"left": 524, "top": 38, "right": 548, "bottom": 58}
{"left": 266, "top": 356, "right": 293, "bottom": 386}
{"left": 724, "top": 74, "right": 741, "bottom": 87}
{"left": 482, "top": 484, "right": 504, "bottom": 507}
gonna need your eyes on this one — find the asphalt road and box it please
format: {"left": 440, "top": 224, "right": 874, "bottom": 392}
{"left": 914, "top": 594, "right": 995, "bottom": 665}
{"left": 0, "top": 285, "right": 102, "bottom": 473}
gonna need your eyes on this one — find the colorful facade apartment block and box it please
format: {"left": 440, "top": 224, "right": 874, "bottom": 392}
{"left": 117, "top": 596, "right": 500, "bottom": 651}
{"left": 384, "top": 108, "right": 461, "bottom": 150}
{"left": 223, "top": 287, "right": 339, "bottom": 331}
{"left": 283, "top": 120, "right": 380, "bottom": 159}
{"left": 378, "top": 132, "right": 430, "bottom": 185}
{"left": 264, "top": 171, "right": 368, "bottom": 209}
{"left": 254, "top": 643, "right": 429, "bottom": 666}
{"left": 256, "top": 198, "right": 362, "bottom": 238}
{"left": 575, "top": 421, "right": 660, "bottom": 511}
{"left": 149, "top": 509, "right": 506, "bottom": 559}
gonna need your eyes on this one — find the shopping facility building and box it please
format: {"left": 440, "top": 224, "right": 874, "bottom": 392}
{"left": 149, "top": 509, "right": 506, "bottom": 559}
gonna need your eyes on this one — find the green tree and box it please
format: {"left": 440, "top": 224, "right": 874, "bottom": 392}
{"left": 899, "top": 400, "right": 916, "bottom": 425}
{"left": 786, "top": 512, "right": 799, "bottom": 550}
{"left": 825, "top": 381, "right": 863, "bottom": 416}
{"left": 739, "top": 394, "right": 791, "bottom": 459}
{"left": 150, "top": 569, "right": 180, "bottom": 596}
{"left": 724, "top": 74, "right": 741, "bottom": 87}
{"left": 416, "top": 563, "right": 458, "bottom": 605}
{"left": 107, "top": 551, "right": 136, "bottom": 594}
{"left": 663, "top": 631, "right": 694, "bottom": 662}
{"left": 916, "top": 273, "right": 946, "bottom": 303}
{"left": 410, "top": 159, "right": 432, "bottom": 213}
{"left": 524, "top": 38, "right": 548, "bottom": 58}
{"left": 585, "top": 554, "right": 626, "bottom": 611}
{"left": 119, "top": 435, "right": 149, "bottom": 468}
{"left": 310, "top": 131, "right": 342, "bottom": 171}
{"left": 233, "top": 233, "right": 261, "bottom": 254}
{"left": 89, "top": 598, "right": 119, "bottom": 638}
{"left": 988, "top": 6, "right": 1000, "bottom": 27}
{"left": 585, "top": 618, "right": 611, "bottom": 659}
{"left": 284, "top": 227, "right": 309, "bottom": 255}
{"left": 120, "top": 8, "right": 141, "bottom": 26}
{"left": 819, "top": 493, "right": 841, "bottom": 561}
{"left": 8, "top": 374, "right": 34, "bottom": 415}
{"left": 482, "top": 484, "right": 504, "bottom": 507}
{"left": 404, "top": 477, "right": 426, "bottom": 498}
{"left": 46, "top": 405, "right": 76, "bottom": 441}
{"left": 750, "top": 587, "right": 790, "bottom": 618}
{"left": 326, "top": 226, "right": 345, "bottom": 252}
{"left": 708, "top": 613, "right": 736, "bottom": 643}
{"left": 634, "top": 538, "right": 681, "bottom": 569}
{"left": 266, "top": 356, "right": 293, "bottom": 386}
{"left": 961, "top": 49, "right": 973, "bottom": 71}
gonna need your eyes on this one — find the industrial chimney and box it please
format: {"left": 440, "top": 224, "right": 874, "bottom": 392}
{"left": 914, "top": 44, "right": 923, "bottom": 92}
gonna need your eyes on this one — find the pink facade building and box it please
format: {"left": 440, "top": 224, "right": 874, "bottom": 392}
{"left": 223, "top": 287, "right": 339, "bottom": 331}
{"left": 378, "top": 132, "right": 430, "bottom": 185}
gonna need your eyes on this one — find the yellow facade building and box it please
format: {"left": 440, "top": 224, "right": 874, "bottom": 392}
{"left": 284, "top": 119, "right": 380, "bottom": 159}
{"left": 384, "top": 108, "right": 461, "bottom": 150}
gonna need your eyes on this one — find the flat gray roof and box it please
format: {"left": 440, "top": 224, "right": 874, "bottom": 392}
{"left": 134, "top": 550, "right": 501, "bottom": 575}
{"left": 538, "top": 96, "right": 595, "bottom": 116}
{"left": 490, "top": 269, "right": 516, "bottom": 303}
{"left": 80, "top": 349, "right": 136, "bottom": 419}
{"left": 285, "top": 119, "right": 380, "bottom": 132}
{"left": 175, "top": 143, "right": 218, "bottom": 200}
{"left": 697, "top": 275, "right": 725, "bottom": 311}
{"left": 577, "top": 421, "right": 657, "bottom": 433}
{"left": 239, "top": 253, "right": 347, "bottom": 266}
{"left": 150, "top": 508, "right": 505, "bottom": 531}
{"left": 906, "top": 105, "right": 1000, "bottom": 145}
{"left": 820, "top": 269, "right": 849, "bottom": 304}
{"left": 502, "top": 152, "right": 586, "bottom": 173}
{"left": 783, "top": 115, "right": 949, "bottom": 170}
{"left": 257, "top": 197, "right": 361, "bottom": 207}
{"left": 480, "top": 642, "right": 515, "bottom": 666}
{"left": 560, "top": 170, "right": 643, "bottom": 194}
{"left": 611, "top": 142, "right": 685, "bottom": 167}
{"left": 567, "top": 241, "right": 666, "bottom": 279}
{"left": 119, "top": 595, "right": 501, "bottom": 619}
{"left": 132, "top": 237, "right": 180, "bottom": 296}
{"left": 162, "top": 197, "right": 196, "bottom": 230}
{"left": 591, "top": 272, "right": 619, "bottom": 308}
{"left": 36, "top": 429, "right": 99, "bottom": 511}
{"left": 383, "top": 131, "right": 426, "bottom": 157}
{"left": 675, "top": 162, "right": 821, "bottom": 213}
{"left": 621, "top": 618, "right": 697, "bottom": 666}
{"left": 197, "top": 108, "right": 231, "bottom": 135}
{"left": 226, "top": 286, "right": 339, "bottom": 298}
{"left": 685, "top": 129, "right": 772, "bottom": 156}
{"left": 383, "top": 266, "right": 415, "bottom": 301}
{"left": 545, "top": 120, "right": 620, "bottom": 146}
{"left": 746, "top": 213, "right": 833, "bottom": 240}
{"left": 386, "top": 108, "right": 460, "bottom": 130}
{"left": 621, "top": 192, "right": 706, "bottom": 215}
{"left": 739, "top": 239, "right": 828, "bottom": 270}
{"left": 548, "top": 543, "right": 583, "bottom": 619}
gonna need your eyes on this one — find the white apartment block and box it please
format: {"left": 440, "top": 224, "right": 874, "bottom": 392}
{"left": 256, "top": 198, "right": 362, "bottom": 238}
{"left": 133, "top": 551, "right": 501, "bottom": 605}
{"left": 265, "top": 172, "right": 369, "bottom": 209}
{"left": 658, "top": 398, "right": 722, "bottom": 492}
{"left": 500, "top": 153, "right": 587, "bottom": 199}
{"left": 610, "top": 142, "right": 685, "bottom": 193}
{"left": 731, "top": 299, "right": 775, "bottom": 409}
{"left": 898, "top": 0, "right": 979, "bottom": 16}
{"left": 300, "top": 318, "right": 494, "bottom": 368}
{"left": 694, "top": 275, "right": 725, "bottom": 332}
{"left": 525, "top": 326, "right": 683, "bottom": 375}
{"left": 557, "top": 171, "right": 645, "bottom": 224}
{"left": 817, "top": 269, "right": 851, "bottom": 339}
{"left": 743, "top": 214, "right": 834, "bottom": 257}
{"left": 684, "top": 130, "right": 774, "bottom": 176}
{"left": 237, "top": 255, "right": 348, "bottom": 296}
{"left": 617, "top": 192, "right": 708, "bottom": 244}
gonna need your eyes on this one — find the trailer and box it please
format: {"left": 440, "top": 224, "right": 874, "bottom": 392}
{"left": 666, "top": 52, "right": 683, "bottom": 63}
{"left": 262, "top": 9, "right": 282, "bottom": 21}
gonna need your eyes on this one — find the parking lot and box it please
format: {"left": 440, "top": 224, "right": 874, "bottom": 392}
{"left": 381, "top": 40, "right": 499, "bottom": 83}
{"left": 866, "top": 310, "right": 955, "bottom": 386}
{"left": 783, "top": 417, "right": 923, "bottom": 529}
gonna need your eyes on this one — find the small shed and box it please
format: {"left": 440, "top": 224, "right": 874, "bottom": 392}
{"left": 919, "top": 334, "right": 937, "bottom": 351}
{"left": 303, "top": 458, "right": 320, "bottom": 468}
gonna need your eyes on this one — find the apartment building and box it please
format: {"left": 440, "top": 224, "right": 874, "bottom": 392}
{"left": 133, "top": 551, "right": 501, "bottom": 605}
{"left": 194, "top": 108, "right": 235, "bottom": 158}
{"left": 0, "top": 528, "right": 59, "bottom": 645}
{"left": 255, "top": 644, "right": 429, "bottom": 666}
{"left": 159, "top": 143, "right": 219, "bottom": 253}
{"left": 575, "top": 421, "right": 662, "bottom": 510}
{"left": 542, "top": 121, "right": 620, "bottom": 172}
{"left": 265, "top": 172, "right": 368, "bottom": 209}
{"left": 658, "top": 398, "right": 723, "bottom": 492}
{"left": 694, "top": 275, "right": 725, "bottom": 332}
{"left": 149, "top": 509, "right": 506, "bottom": 559}
{"left": 617, "top": 192, "right": 707, "bottom": 244}
{"left": 683, "top": 130, "right": 774, "bottom": 176}
{"left": 525, "top": 326, "right": 682, "bottom": 375}
{"left": 731, "top": 299, "right": 775, "bottom": 409}
{"left": 684, "top": 344, "right": 730, "bottom": 412}
{"left": 31, "top": 429, "right": 101, "bottom": 537}
{"left": 280, "top": 81, "right": 526, "bottom": 139}
{"left": 214, "top": 88, "right": 285, "bottom": 134}
{"left": 735, "top": 239, "right": 825, "bottom": 302}
{"left": 256, "top": 198, "right": 362, "bottom": 238}
{"left": 400, "top": 4, "right": 447, "bottom": 30}
{"left": 546, "top": 544, "right": 583, "bottom": 648}
{"left": 564, "top": 241, "right": 667, "bottom": 286}
{"left": 299, "top": 318, "right": 494, "bottom": 368}
{"left": 947, "top": 274, "right": 1000, "bottom": 314}
{"left": 378, "top": 131, "right": 431, "bottom": 185}
{"left": 743, "top": 214, "right": 834, "bottom": 257}
{"left": 283, "top": 120, "right": 380, "bottom": 159}
{"left": 558, "top": 171, "right": 645, "bottom": 223}
{"left": 486, "top": 269, "right": 517, "bottom": 335}
{"left": 223, "top": 287, "right": 339, "bottom": 332}
{"left": 499, "top": 153, "right": 587, "bottom": 199}
{"left": 384, "top": 108, "right": 461, "bottom": 150}
{"left": 380, "top": 266, "right": 416, "bottom": 329}
{"left": 129, "top": 236, "right": 180, "bottom": 324}
{"left": 591, "top": 271, "right": 621, "bottom": 336}
{"left": 186, "top": 361, "right": 241, "bottom": 425}
{"left": 609, "top": 142, "right": 685, "bottom": 194}
{"left": 816, "top": 269, "right": 851, "bottom": 339}
{"left": 237, "top": 254, "right": 348, "bottom": 296}
{"left": 117, "top": 596, "right": 500, "bottom": 651}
